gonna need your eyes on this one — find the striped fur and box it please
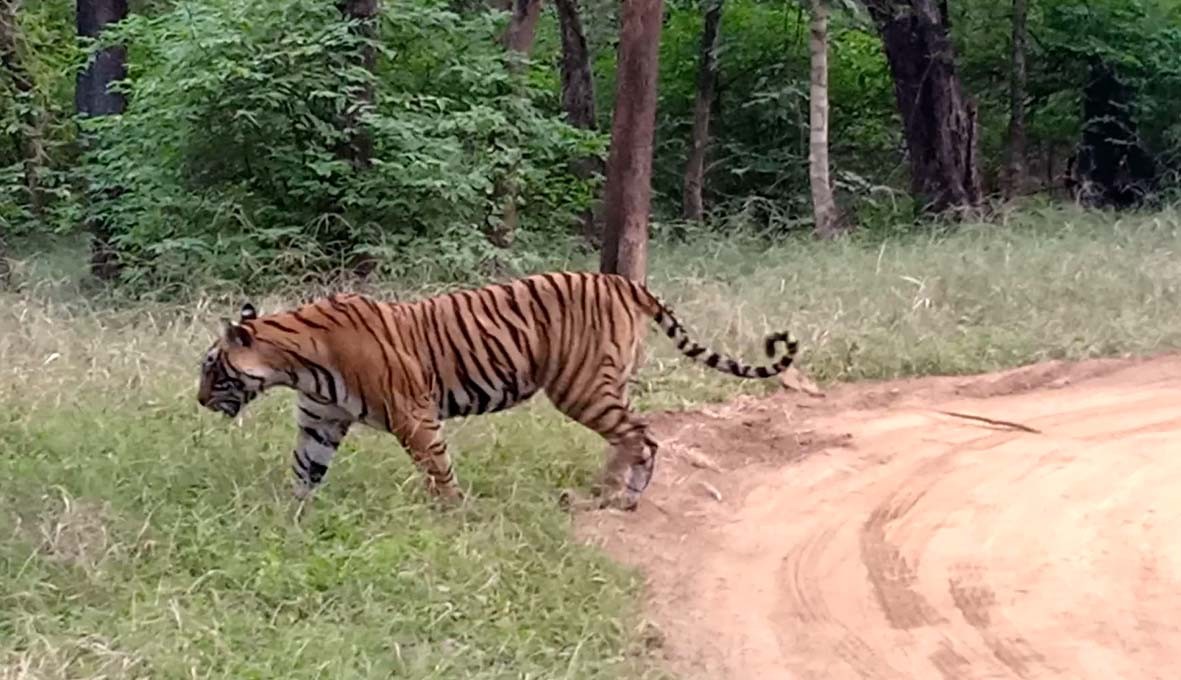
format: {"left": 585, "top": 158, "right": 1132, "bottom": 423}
{"left": 196, "top": 271, "right": 799, "bottom": 510}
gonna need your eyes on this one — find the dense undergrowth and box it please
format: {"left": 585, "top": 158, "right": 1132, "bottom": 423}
{"left": 3, "top": 204, "right": 1181, "bottom": 678}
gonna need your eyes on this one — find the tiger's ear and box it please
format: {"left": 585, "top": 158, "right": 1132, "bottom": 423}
{"left": 240, "top": 303, "right": 257, "bottom": 322}
{"left": 222, "top": 319, "right": 253, "bottom": 348}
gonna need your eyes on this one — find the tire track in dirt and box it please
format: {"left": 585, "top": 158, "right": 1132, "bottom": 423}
{"left": 578, "top": 355, "right": 1181, "bottom": 679}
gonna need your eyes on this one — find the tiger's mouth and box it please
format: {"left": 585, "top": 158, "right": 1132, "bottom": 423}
{"left": 215, "top": 400, "right": 242, "bottom": 417}
{"left": 205, "top": 391, "right": 256, "bottom": 418}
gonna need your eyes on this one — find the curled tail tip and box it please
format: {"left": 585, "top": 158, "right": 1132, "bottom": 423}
{"left": 764, "top": 331, "right": 800, "bottom": 359}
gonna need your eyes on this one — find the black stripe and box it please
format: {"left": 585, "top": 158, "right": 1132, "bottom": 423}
{"left": 419, "top": 301, "right": 453, "bottom": 414}
{"left": 314, "top": 301, "right": 348, "bottom": 327}
{"left": 452, "top": 293, "right": 501, "bottom": 414}
{"left": 292, "top": 310, "right": 329, "bottom": 331}
{"left": 302, "top": 426, "right": 329, "bottom": 447}
{"left": 541, "top": 273, "right": 568, "bottom": 310}
{"left": 286, "top": 351, "right": 337, "bottom": 403}
{"left": 490, "top": 287, "right": 538, "bottom": 375}
{"left": 597, "top": 277, "right": 623, "bottom": 355}
{"left": 468, "top": 292, "right": 518, "bottom": 408}
{"left": 435, "top": 299, "right": 486, "bottom": 416}
{"left": 522, "top": 278, "right": 554, "bottom": 327}
{"left": 263, "top": 319, "right": 300, "bottom": 334}
{"left": 307, "top": 460, "right": 327, "bottom": 484}
{"left": 345, "top": 297, "right": 406, "bottom": 404}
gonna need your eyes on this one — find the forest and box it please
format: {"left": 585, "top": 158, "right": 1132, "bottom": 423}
{"left": 4, "top": 1, "right": 1181, "bottom": 678}
{"left": 2, "top": 0, "right": 1179, "bottom": 293}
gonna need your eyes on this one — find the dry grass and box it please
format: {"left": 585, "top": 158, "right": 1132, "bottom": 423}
{"left": 2, "top": 203, "right": 1180, "bottom": 678}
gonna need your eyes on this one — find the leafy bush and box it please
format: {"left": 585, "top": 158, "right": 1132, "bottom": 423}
{"left": 79, "top": 0, "right": 603, "bottom": 293}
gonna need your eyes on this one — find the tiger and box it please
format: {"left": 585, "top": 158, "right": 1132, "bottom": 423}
{"left": 196, "top": 271, "right": 799, "bottom": 511}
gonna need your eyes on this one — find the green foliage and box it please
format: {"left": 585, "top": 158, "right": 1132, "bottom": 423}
{"left": 952, "top": 0, "right": 1181, "bottom": 191}
{"left": 75, "top": 0, "right": 603, "bottom": 293}
{"left": 641, "top": 0, "right": 899, "bottom": 228}
{"left": 0, "top": 0, "right": 83, "bottom": 238}
{"left": 1038, "top": 0, "right": 1181, "bottom": 170}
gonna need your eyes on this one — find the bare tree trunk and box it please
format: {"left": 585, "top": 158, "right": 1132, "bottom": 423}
{"left": 1003, "top": 0, "right": 1027, "bottom": 199}
{"left": 600, "top": 0, "right": 664, "bottom": 283}
{"left": 0, "top": 0, "right": 45, "bottom": 222}
{"left": 681, "top": 0, "right": 722, "bottom": 222}
{"left": 808, "top": 0, "right": 841, "bottom": 238}
{"left": 483, "top": 0, "right": 543, "bottom": 249}
{"left": 864, "top": 0, "right": 981, "bottom": 216}
{"left": 76, "top": 0, "right": 129, "bottom": 281}
{"left": 554, "top": 0, "right": 602, "bottom": 245}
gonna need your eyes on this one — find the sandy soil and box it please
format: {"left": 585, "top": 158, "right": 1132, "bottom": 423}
{"left": 578, "top": 354, "right": 1181, "bottom": 679}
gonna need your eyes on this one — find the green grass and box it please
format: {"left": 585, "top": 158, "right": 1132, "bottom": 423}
{"left": 3, "top": 203, "right": 1181, "bottom": 678}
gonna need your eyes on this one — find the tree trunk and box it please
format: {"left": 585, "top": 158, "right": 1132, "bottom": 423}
{"left": 1072, "top": 60, "right": 1156, "bottom": 208}
{"left": 0, "top": 233, "right": 10, "bottom": 289}
{"left": 502, "top": 0, "right": 543, "bottom": 54}
{"left": 600, "top": 0, "right": 664, "bottom": 283}
{"left": 554, "top": 0, "right": 602, "bottom": 245}
{"left": 332, "top": 0, "right": 379, "bottom": 276}
{"left": 336, "top": 0, "right": 378, "bottom": 171}
{"left": 681, "top": 0, "right": 722, "bottom": 222}
{"left": 808, "top": 0, "right": 841, "bottom": 238}
{"left": 1003, "top": 0, "right": 1027, "bottom": 199}
{"left": 76, "top": 0, "right": 129, "bottom": 282}
{"left": 0, "top": 0, "right": 46, "bottom": 221}
{"left": 864, "top": 0, "right": 981, "bottom": 215}
{"left": 483, "top": 0, "right": 543, "bottom": 249}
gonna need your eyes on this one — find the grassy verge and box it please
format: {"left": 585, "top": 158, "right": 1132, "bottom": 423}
{"left": 3, "top": 204, "right": 1181, "bottom": 678}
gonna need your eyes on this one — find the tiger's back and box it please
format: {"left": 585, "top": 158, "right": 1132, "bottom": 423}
{"left": 398, "top": 271, "right": 654, "bottom": 422}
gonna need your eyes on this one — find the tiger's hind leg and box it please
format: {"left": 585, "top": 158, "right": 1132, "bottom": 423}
{"left": 550, "top": 386, "right": 658, "bottom": 512}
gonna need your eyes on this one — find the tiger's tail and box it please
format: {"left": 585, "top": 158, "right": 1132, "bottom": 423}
{"left": 642, "top": 288, "right": 799, "bottom": 379}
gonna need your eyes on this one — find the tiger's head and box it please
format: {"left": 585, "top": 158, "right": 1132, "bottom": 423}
{"left": 197, "top": 302, "right": 276, "bottom": 418}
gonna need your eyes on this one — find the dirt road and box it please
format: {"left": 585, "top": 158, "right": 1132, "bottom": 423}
{"left": 579, "top": 355, "right": 1181, "bottom": 679}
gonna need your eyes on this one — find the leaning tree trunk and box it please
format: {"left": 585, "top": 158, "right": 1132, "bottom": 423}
{"left": 76, "top": 0, "right": 128, "bottom": 282}
{"left": 554, "top": 0, "right": 602, "bottom": 245}
{"left": 865, "top": 0, "right": 981, "bottom": 215}
{"left": 0, "top": 0, "right": 46, "bottom": 222}
{"left": 808, "top": 0, "right": 841, "bottom": 238}
{"left": 600, "top": 0, "right": 664, "bottom": 283}
{"left": 681, "top": 0, "right": 722, "bottom": 222}
{"left": 1003, "top": 0, "right": 1028, "bottom": 199}
{"left": 483, "top": 0, "right": 543, "bottom": 249}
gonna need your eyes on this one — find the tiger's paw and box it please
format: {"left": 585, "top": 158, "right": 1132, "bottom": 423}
{"left": 559, "top": 488, "right": 638, "bottom": 513}
{"left": 558, "top": 488, "right": 604, "bottom": 513}
{"left": 602, "top": 491, "right": 639, "bottom": 512}
{"left": 425, "top": 479, "right": 466, "bottom": 510}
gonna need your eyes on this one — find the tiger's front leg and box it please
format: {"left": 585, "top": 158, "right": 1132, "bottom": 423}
{"left": 291, "top": 397, "right": 352, "bottom": 500}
